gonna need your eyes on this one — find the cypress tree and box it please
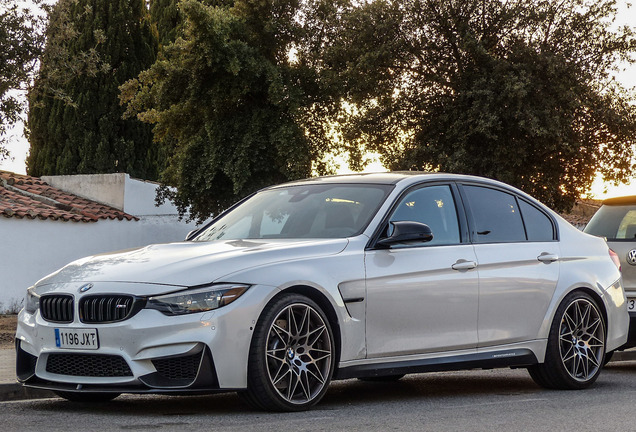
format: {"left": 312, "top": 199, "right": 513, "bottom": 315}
{"left": 27, "top": 0, "right": 160, "bottom": 180}
{"left": 150, "top": 0, "right": 182, "bottom": 46}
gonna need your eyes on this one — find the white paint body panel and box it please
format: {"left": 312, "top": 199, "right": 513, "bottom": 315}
{"left": 474, "top": 241, "right": 560, "bottom": 347}
{"left": 365, "top": 245, "right": 479, "bottom": 357}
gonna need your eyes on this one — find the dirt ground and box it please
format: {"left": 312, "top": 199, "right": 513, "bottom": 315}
{"left": 0, "top": 315, "right": 16, "bottom": 349}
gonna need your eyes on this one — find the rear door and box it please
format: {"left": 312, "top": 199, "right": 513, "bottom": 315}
{"left": 460, "top": 184, "right": 560, "bottom": 348}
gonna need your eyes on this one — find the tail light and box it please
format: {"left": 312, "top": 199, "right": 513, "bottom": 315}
{"left": 609, "top": 249, "right": 621, "bottom": 271}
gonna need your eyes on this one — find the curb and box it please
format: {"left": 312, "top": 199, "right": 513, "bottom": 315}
{"left": 0, "top": 383, "right": 54, "bottom": 402}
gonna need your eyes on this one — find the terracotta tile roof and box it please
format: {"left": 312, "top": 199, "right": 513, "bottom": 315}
{"left": 0, "top": 171, "right": 138, "bottom": 223}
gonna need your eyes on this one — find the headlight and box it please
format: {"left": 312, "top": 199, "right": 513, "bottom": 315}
{"left": 145, "top": 284, "right": 250, "bottom": 316}
{"left": 25, "top": 286, "right": 40, "bottom": 314}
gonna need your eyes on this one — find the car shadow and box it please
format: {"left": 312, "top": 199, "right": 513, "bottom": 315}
{"left": 27, "top": 369, "right": 547, "bottom": 416}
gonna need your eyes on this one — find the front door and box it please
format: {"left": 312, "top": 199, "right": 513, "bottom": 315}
{"left": 365, "top": 184, "right": 479, "bottom": 358}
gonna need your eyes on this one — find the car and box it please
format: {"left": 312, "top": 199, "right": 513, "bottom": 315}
{"left": 584, "top": 195, "right": 636, "bottom": 354}
{"left": 16, "top": 173, "right": 628, "bottom": 411}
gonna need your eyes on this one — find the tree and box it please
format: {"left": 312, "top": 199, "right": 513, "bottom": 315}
{"left": 323, "top": 0, "right": 636, "bottom": 211}
{"left": 150, "top": 0, "right": 183, "bottom": 46}
{"left": 27, "top": 0, "right": 159, "bottom": 180}
{"left": 0, "top": 0, "right": 43, "bottom": 161}
{"left": 121, "top": 0, "right": 337, "bottom": 221}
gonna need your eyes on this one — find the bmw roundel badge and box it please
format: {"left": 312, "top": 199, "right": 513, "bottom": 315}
{"left": 79, "top": 283, "right": 94, "bottom": 293}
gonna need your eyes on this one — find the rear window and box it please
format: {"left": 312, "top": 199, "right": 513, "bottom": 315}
{"left": 584, "top": 205, "right": 636, "bottom": 240}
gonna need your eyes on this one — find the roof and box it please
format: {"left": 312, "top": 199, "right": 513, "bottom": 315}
{"left": 0, "top": 171, "right": 138, "bottom": 223}
{"left": 602, "top": 195, "right": 636, "bottom": 206}
{"left": 271, "top": 172, "right": 500, "bottom": 187}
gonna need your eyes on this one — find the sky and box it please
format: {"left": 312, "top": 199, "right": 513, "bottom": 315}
{"left": 1, "top": 0, "right": 635, "bottom": 199}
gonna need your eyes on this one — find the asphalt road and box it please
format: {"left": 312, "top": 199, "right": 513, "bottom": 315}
{"left": 3, "top": 363, "right": 636, "bottom": 431}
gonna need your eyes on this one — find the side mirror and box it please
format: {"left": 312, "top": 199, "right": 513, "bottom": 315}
{"left": 376, "top": 221, "right": 433, "bottom": 248}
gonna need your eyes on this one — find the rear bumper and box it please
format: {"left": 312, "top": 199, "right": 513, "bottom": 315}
{"left": 621, "top": 312, "right": 636, "bottom": 350}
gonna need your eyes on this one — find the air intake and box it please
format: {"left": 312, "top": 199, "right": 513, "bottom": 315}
{"left": 46, "top": 353, "right": 133, "bottom": 377}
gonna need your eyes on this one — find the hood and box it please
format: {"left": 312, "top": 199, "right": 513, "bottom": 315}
{"left": 36, "top": 238, "right": 349, "bottom": 287}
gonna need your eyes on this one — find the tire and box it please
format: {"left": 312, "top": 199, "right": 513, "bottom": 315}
{"left": 528, "top": 291, "right": 606, "bottom": 390}
{"left": 54, "top": 391, "right": 120, "bottom": 402}
{"left": 358, "top": 374, "right": 405, "bottom": 382}
{"left": 242, "top": 293, "right": 335, "bottom": 411}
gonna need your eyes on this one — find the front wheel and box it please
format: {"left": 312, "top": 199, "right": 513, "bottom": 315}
{"left": 528, "top": 291, "right": 606, "bottom": 389}
{"left": 242, "top": 293, "right": 335, "bottom": 411}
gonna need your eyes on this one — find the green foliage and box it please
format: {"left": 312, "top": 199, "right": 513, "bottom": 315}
{"left": 27, "top": 0, "right": 160, "bottom": 180}
{"left": 150, "top": 0, "right": 183, "bottom": 46}
{"left": 324, "top": 0, "right": 636, "bottom": 211}
{"left": 0, "top": 0, "right": 44, "bottom": 160}
{"left": 122, "top": 0, "right": 335, "bottom": 221}
{"left": 126, "top": 0, "right": 636, "bottom": 216}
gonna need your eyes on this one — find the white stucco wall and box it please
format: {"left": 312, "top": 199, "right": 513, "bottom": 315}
{"left": 42, "top": 173, "right": 127, "bottom": 210}
{"left": 123, "top": 176, "right": 180, "bottom": 216}
{"left": 0, "top": 216, "right": 198, "bottom": 311}
{"left": 42, "top": 173, "right": 183, "bottom": 216}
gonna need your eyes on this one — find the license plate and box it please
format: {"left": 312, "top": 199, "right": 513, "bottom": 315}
{"left": 628, "top": 298, "right": 636, "bottom": 312}
{"left": 55, "top": 328, "right": 99, "bottom": 349}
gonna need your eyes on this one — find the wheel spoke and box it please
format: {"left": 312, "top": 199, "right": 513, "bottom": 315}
{"left": 563, "top": 311, "right": 577, "bottom": 334}
{"left": 299, "top": 307, "right": 310, "bottom": 338}
{"left": 307, "top": 363, "right": 326, "bottom": 384}
{"left": 267, "top": 347, "right": 287, "bottom": 363}
{"left": 560, "top": 343, "right": 575, "bottom": 360}
{"left": 587, "top": 350, "right": 600, "bottom": 368}
{"left": 272, "top": 364, "right": 291, "bottom": 386}
{"left": 299, "top": 371, "right": 311, "bottom": 401}
{"left": 287, "top": 370, "right": 300, "bottom": 400}
{"left": 272, "top": 324, "right": 290, "bottom": 345}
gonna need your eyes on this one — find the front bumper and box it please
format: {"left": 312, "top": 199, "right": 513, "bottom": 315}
{"left": 15, "top": 282, "right": 279, "bottom": 393}
{"left": 16, "top": 340, "right": 229, "bottom": 394}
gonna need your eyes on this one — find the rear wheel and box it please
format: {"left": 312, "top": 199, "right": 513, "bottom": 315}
{"left": 54, "top": 391, "right": 120, "bottom": 402}
{"left": 528, "top": 291, "right": 605, "bottom": 389}
{"left": 242, "top": 294, "right": 335, "bottom": 411}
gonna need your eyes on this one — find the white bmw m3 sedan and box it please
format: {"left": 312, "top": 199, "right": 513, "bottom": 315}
{"left": 16, "top": 173, "right": 628, "bottom": 411}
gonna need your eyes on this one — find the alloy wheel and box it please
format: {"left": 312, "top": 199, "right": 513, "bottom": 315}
{"left": 265, "top": 303, "right": 332, "bottom": 405}
{"left": 558, "top": 298, "right": 605, "bottom": 382}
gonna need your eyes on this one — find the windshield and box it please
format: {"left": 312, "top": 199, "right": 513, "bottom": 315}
{"left": 584, "top": 204, "right": 636, "bottom": 241}
{"left": 194, "top": 183, "right": 393, "bottom": 241}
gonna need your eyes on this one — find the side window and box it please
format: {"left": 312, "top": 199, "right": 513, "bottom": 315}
{"left": 389, "top": 185, "right": 460, "bottom": 246}
{"left": 518, "top": 200, "right": 555, "bottom": 241}
{"left": 463, "top": 186, "right": 525, "bottom": 243}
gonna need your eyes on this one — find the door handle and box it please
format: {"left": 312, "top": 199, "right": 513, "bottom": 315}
{"left": 537, "top": 253, "right": 559, "bottom": 263}
{"left": 452, "top": 259, "right": 478, "bottom": 271}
